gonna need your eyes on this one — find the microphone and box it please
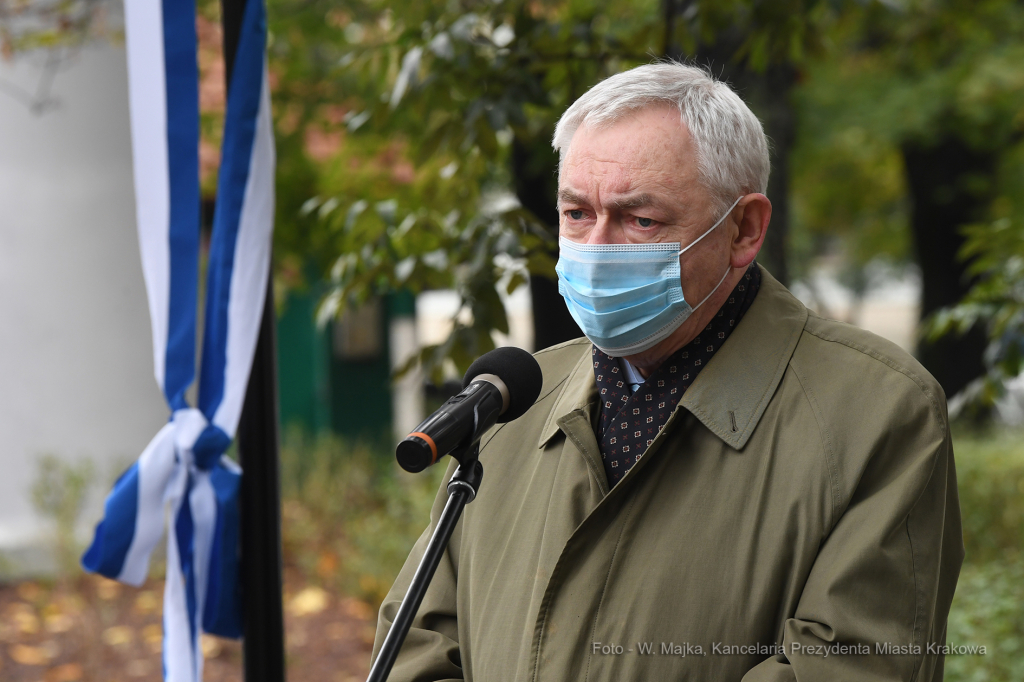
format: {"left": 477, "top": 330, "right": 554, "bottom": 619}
{"left": 396, "top": 346, "right": 543, "bottom": 473}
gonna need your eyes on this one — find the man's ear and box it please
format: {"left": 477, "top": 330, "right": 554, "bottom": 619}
{"left": 730, "top": 193, "right": 771, "bottom": 269}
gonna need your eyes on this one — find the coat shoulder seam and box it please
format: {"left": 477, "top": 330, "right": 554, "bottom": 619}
{"left": 800, "top": 325, "right": 946, "bottom": 429}
{"left": 787, "top": 362, "right": 841, "bottom": 535}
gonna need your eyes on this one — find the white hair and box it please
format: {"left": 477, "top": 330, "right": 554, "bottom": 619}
{"left": 552, "top": 61, "right": 770, "bottom": 215}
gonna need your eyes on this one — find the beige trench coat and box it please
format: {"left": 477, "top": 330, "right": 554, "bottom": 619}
{"left": 372, "top": 266, "right": 963, "bottom": 682}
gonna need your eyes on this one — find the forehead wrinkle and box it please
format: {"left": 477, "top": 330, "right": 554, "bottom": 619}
{"left": 559, "top": 168, "right": 678, "bottom": 211}
{"left": 560, "top": 118, "right": 699, "bottom": 214}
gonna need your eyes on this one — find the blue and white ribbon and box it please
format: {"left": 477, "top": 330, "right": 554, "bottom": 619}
{"left": 82, "top": 0, "right": 275, "bottom": 680}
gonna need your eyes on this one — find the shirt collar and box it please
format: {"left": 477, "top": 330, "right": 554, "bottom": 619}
{"left": 538, "top": 265, "right": 808, "bottom": 450}
{"left": 620, "top": 359, "right": 644, "bottom": 393}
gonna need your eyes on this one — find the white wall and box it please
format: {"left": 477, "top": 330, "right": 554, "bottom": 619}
{"left": 0, "top": 46, "right": 167, "bottom": 572}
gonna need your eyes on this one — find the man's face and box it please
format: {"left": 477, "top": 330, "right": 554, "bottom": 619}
{"left": 556, "top": 105, "right": 737, "bottom": 369}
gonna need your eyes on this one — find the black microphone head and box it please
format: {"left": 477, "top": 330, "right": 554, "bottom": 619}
{"left": 463, "top": 346, "right": 543, "bottom": 422}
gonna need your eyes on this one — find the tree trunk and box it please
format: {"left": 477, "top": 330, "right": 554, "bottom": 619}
{"left": 686, "top": 37, "right": 796, "bottom": 286}
{"left": 512, "top": 137, "right": 583, "bottom": 350}
{"left": 748, "top": 67, "right": 796, "bottom": 286}
{"left": 902, "top": 138, "right": 993, "bottom": 398}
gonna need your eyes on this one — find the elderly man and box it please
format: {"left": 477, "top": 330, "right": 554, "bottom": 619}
{"left": 373, "top": 62, "right": 963, "bottom": 681}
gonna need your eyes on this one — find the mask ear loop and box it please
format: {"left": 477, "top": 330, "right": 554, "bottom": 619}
{"left": 678, "top": 196, "right": 744, "bottom": 256}
{"left": 690, "top": 266, "right": 733, "bottom": 314}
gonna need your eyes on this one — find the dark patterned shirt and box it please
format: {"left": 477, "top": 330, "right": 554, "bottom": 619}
{"left": 593, "top": 264, "right": 761, "bottom": 487}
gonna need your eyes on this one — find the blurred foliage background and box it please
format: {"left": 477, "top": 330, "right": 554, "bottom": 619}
{"left": 243, "top": 0, "right": 1024, "bottom": 405}
{"left": 12, "top": 0, "right": 1017, "bottom": 404}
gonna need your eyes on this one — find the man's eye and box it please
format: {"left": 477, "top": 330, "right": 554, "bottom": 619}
{"left": 569, "top": 210, "right": 584, "bottom": 220}
{"left": 637, "top": 217, "right": 654, "bottom": 228}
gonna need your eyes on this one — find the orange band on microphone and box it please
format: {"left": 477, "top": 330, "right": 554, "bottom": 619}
{"left": 408, "top": 432, "right": 439, "bottom": 463}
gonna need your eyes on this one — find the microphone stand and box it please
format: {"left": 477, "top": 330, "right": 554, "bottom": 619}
{"left": 366, "top": 441, "right": 483, "bottom": 682}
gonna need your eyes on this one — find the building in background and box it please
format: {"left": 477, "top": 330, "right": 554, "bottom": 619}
{"left": 277, "top": 289, "right": 409, "bottom": 442}
{"left": 276, "top": 284, "right": 534, "bottom": 443}
{"left": 0, "top": 47, "right": 166, "bottom": 575}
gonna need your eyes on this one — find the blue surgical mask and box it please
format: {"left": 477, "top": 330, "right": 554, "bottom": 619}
{"left": 556, "top": 197, "right": 742, "bottom": 357}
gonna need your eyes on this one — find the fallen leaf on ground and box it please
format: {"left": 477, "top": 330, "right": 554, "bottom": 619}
{"left": 201, "top": 634, "right": 222, "bottom": 658}
{"left": 133, "top": 590, "right": 159, "bottom": 614}
{"left": 102, "top": 625, "right": 134, "bottom": 646}
{"left": 9, "top": 643, "right": 49, "bottom": 665}
{"left": 342, "top": 598, "right": 374, "bottom": 620}
{"left": 96, "top": 580, "right": 120, "bottom": 600}
{"left": 288, "top": 586, "right": 329, "bottom": 616}
{"left": 142, "top": 623, "right": 162, "bottom": 654}
{"left": 13, "top": 606, "right": 40, "bottom": 634}
{"left": 47, "top": 662, "right": 83, "bottom": 682}
{"left": 45, "top": 612, "right": 75, "bottom": 633}
{"left": 316, "top": 551, "right": 339, "bottom": 577}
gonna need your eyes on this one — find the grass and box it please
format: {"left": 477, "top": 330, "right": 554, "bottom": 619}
{"left": 30, "top": 455, "right": 95, "bottom": 578}
{"left": 951, "top": 427, "right": 1024, "bottom": 565}
{"left": 945, "top": 558, "right": 1024, "bottom": 681}
{"left": 278, "top": 427, "right": 445, "bottom": 608}
{"left": 943, "top": 426, "right": 1024, "bottom": 682}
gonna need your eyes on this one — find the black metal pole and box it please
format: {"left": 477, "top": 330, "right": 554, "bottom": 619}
{"left": 367, "top": 457, "right": 483, "bottom": 682}
{"left": 220, "top": 0, "right": 287, "bottom": 680}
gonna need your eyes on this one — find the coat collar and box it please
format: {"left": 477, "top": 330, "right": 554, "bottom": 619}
{"left": 538, "top": 344, "right": 598, "bottom": 449}
{"left": 538, "top": 265, "right": 808, "bottom": 451}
